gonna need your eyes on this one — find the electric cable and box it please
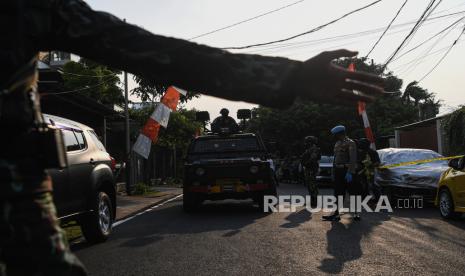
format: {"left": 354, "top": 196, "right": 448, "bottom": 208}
{"left": 383, "top": 0, "right": 437, "bottom": 69}
{"left": 188, "top": 0, "right": 307, "bottom": 41}
{"left": 418, "top": 25, "right": 465, "bottom": 82}
{"left": 365, "top": 0, "right": 408, "bottom": 58}
{"left": 221, "top": 0, "right": 383, "bottom": 50}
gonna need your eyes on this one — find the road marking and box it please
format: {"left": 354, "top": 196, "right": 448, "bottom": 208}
{"left": 113, "top": 194, "right": 183, "bottom": 228}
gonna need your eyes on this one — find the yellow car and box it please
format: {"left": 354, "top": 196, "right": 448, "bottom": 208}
{"left": 436, "top": 156, "right": 465, "bottom": 219}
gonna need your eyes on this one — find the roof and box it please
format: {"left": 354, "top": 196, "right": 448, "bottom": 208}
{"left": 38, "top": 64, "right": 122, "bottom": 118}
{"left": 395, "top": 113, "right": 450, "bottom": 130}
{"left": 44, "top": 113, "right": 93, "bottom": 131}
{"left": 195, "top": 133, "right": 256, "bottom": 140}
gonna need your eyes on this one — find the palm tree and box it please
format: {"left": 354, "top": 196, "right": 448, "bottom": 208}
{"left": 402, "top": 81, "right": 440, "bottom": 120}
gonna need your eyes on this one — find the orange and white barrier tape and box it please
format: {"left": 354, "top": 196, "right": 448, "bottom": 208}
{"left": 348, "top": 62, "right": 376, "bottom": 150}
{"left": 132, "top": 86, "right": 186, "bottom": 159}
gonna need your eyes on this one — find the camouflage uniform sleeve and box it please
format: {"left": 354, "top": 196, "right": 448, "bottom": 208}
{"left": 42, "top": 0, "right": 300, "bottom": 108}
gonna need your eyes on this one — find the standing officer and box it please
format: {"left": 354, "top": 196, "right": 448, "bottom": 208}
{"left": 322, "top": 125, "right": 359, "bottom": 221}
{"left": 0, "top": 1, "right": 384, "bottom": 274}
{"left": 301, "top": 136, "right": 321, "bottom": 204}
{"left": 211, "top": 108, "right": 239, "bottom": 133}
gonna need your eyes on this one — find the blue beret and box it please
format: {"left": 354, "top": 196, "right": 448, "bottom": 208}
{"left": 331, "top": 125, "right": 346, "bottom": 134}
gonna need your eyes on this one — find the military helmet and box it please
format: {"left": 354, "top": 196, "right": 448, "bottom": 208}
{"left": 331, "top": 125, "right": 346, "bottom": 135}
{"left": 220, "top": 108, "right": 229, "bottom": 116}
{"left": 305, "top": 136, "right": 318, "bottom": 145}
{"left": 358, "top": 138, "right": 370, "bottom": 149}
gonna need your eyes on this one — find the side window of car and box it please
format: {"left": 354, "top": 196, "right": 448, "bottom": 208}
{"left": 88, "top": 130, "right": 106, "bottom": 152}
{"left": 62, "top": 129, "right": 80, "bottom": 152}
{"left": 75, "top": 131, "right": 87, "bottom": 150}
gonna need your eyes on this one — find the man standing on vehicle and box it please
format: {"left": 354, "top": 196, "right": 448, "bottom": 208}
{"left": 356, "top": 138, "right": 380, "bottom": 198}
{"left": 211, "top": 108, "right": 239, "bottom": 133}
{"left": 0, "top": 1, "right": 383, "bottom": 274}
{"left": 301, "top": 136, "right": 321, "bottom": 205}
{"left": 323, "top": 125, "right": 359, "bottom": 221}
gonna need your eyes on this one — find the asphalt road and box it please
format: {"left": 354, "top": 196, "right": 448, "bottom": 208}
{"left": 74, "top": 183, "right": 465, "bottom": 275}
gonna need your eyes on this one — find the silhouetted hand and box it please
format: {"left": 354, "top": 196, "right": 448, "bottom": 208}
{"left": 290, "top": 49, "right": 384, "bottom": 105}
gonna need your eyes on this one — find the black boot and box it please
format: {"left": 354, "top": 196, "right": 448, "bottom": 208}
{"left": 310, "top": 195, "right": 318, "bottom": 207}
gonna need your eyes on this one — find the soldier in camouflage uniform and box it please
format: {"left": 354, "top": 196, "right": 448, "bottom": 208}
{"left": 356, "top": 138, "right": 380, "bottom": 198}
{"left": 1, "top": 0, "right": 383, "bottom": 274}
{"left": 211, "top": 108, "right": 239, "bottom": 134}
{"left": 301, "top": 136, "right": 321, "bottom": 204}
{"left": 323, "top": 125, "right": 359, "bottom": 221}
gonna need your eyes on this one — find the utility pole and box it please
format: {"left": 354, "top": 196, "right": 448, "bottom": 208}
{"left": 123, "top": 20, "right": 132, "bottom": 195}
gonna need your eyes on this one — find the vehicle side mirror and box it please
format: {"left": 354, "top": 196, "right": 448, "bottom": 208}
{"left": 458, "top": 157, "right": 465, "bottom": 170}
{"left": 448, "top": 158, "right": 460, "bottom": 170}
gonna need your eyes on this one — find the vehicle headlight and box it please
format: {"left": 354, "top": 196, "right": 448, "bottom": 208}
{"left": 250, "top": 165, "right": 259, "bottom": 174}
{"left": 195, "top": 168, "right": 205, "bottom": 176}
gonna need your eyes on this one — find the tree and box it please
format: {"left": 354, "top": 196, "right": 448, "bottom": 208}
{"left": 129, "top": 106, "right": 202, "bottom": 152}
{"left": 443, "top": 106, "right": 465, "bottom": 155}
{"left": 402, "top": 81, "right": 441, "bottom": 120}
{"left": 247, "top": 57, "right": 441, "bottom": 157}
{"left": 62, "top": 58, "right": 124, "bottom": 105}
{"left": 132, "top": 76, "right": 199, "bottom": 104}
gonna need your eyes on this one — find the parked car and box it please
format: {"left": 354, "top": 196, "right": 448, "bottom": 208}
{"left": 375, "top": 148, "right": 449, "bottom": 201}
{"left": 436, "top": 156, "right": 465, "bottom": 219}
{"left": 316, "top": 155, "right": 334, "bottom": 182}
{"left": 183, "top": 133, "right": 277, "bottom": 212}
{"left": 44, "top": 114, "right": 116, "bottom": 243}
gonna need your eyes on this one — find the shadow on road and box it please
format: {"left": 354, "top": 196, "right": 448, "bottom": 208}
{"left": 390, "top": 206, "right": 465, "bottom": 248}
{"left": 71, "top": 199, "right": 269, "bottom": 252}
{"left": 280, "top": 208, "right": 312, "bottom": 228}
{"left": 319, "top": 212, "right": 391, "bottom": 274}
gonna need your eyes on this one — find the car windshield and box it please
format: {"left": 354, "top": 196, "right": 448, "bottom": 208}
{"left": 320, "top": 156, "right": 334, "bottom": 163}
{"left": 191, "top": 137, "right": 261, "bottom": 153}
{"left": 379, "top": 149, "right": 445, "bottom": 165}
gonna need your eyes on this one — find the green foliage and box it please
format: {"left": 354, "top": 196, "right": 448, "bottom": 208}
{"left": 248, "top": 58, "right": 441, "bottom": 156}
{"left": 131, "top": 77, "right": 199, "bottom": 104}
{"left": 130, "top": 106, "right": 202, "bottom": 151}
{"left": 132, "top": 182, "right": 150, "bottom": 195}
{"left": 402, "top": 81, "right": 441, "bottom": 120}
{"left": 62, "top": 58, "right": 123, "bottom": 105}
{"left": 161, "top": 177, "right": 182, "bottom": 186}
{"left": 443, "top": 106, "right": 465, "bottom": 155}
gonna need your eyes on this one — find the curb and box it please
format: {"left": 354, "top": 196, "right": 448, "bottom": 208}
{"left": 115, "top": 192, "right": 183, "bottom": 222}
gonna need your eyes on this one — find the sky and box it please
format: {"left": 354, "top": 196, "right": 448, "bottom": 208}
{"left": 86, "top": 0, "right": 465, "bottom": 119}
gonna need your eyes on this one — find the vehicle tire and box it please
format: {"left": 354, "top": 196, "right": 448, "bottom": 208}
{"left": 183, "top": 192, "right": 200, "bottom": 213}
{"left": 380, "top": 186, "right": 396, "bottom": 205}
{"left": 439, "top": 189, "right": 458, "bottom": 219}
{"left": 80, "top": 191, "right": 113, "bottom": 243}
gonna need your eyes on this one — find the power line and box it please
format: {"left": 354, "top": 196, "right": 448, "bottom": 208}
{"left": 418, "top": 25, "right": 465, "bottom": 82}
{"left": 396, "top": 20, "right": 459, "bottom": 76}
{"left": 392, "top": 39, "right": 463, "bottom": 72}
{"left": 245, "top": 10, "right": 465, "bottom": 56}
{"left": 58, "top": 70, "right": 118, "bottom": 78}
{"left": 41, "top": 78, "right": 117, "bottom": 96}
{"left": 221, "top": 0, "right": 383, "bottom": 50}
{"left": 391, "top": 15, "right": 465, "bottom": 62}
{"left": 383, "top": 0, "right": 437, "bottom": 69}
{"left": 188, "top": 0, "right": 306, "bottom": 41}
{"left": 365, "top": 0, "right": 408, "bottom": 58}
{"left": 399, "top": 0, "right": 443, "bottom": 50}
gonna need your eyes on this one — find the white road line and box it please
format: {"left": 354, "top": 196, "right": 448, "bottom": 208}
{"left": 113, "top": 194, "right": 183, "bottom": 228}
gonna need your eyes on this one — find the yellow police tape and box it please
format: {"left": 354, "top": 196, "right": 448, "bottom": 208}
{"left": 378, "top": 155, "right": 464, "bottom": 169}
